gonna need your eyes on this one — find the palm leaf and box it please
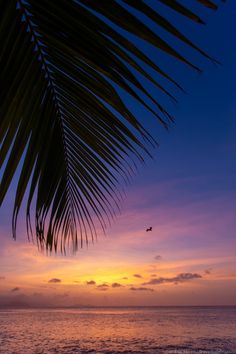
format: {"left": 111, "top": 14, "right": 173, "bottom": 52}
{"left": 0, "top": 0, "right": 222, "bottom": 253}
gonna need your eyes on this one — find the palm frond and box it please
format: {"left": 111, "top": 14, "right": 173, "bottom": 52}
{"left": 0, "top": 0, "right": 222, "bottom": 252}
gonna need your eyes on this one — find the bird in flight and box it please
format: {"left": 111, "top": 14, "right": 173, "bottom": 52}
{"left": 146, "top": 227, "right": 152, "bottom": 232}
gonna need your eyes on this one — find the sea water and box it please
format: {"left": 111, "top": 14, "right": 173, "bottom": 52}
{"left": 0, "top": 306, "right": 236, "bottom": 353}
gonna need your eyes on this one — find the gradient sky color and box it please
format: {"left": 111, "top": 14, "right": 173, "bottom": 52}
{"left": 0, "top": 1, "right": 236, "bottom": 307}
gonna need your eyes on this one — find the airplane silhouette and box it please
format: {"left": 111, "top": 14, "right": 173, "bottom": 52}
{"left": 146, "top": 227, "right": 152, "bottom": 232}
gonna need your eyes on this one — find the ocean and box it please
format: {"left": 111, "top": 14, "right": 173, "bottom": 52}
{"left": 0, "top": 307, "right": 236, "bottom": 353}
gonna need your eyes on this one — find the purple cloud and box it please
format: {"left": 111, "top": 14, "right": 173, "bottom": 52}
{"left": 86, "top": 280, "right": 96, "bottom": 285}
{"left": 154, "top": 255, "right": 162, "bottom": 261}
{"left": 205, "top": 269, "right": 212, "bottom": 274}
{"left": 11, "top": 287, "right": 20, "bottom": 292}
{"left": 130, "top": 287, "right": 154, "bottom": 292}
{"left": 97, "top": 284, "right": 109, "bottom": 291}
{"left": 143, "top": 273, "right": 202, "bottom": 286}
{"left": 112, "top": 282, "right": 122, "bottom": 288}
{"left": 48, "top": 278, "right": 61, "bottom": 283}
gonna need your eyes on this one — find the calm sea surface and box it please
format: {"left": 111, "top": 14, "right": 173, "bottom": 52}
{"left": 0, "top": 307, "right": 236, "bottom": 354}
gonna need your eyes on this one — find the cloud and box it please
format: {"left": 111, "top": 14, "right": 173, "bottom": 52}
{"left": 133, "top": 274, "right": 142, "bottom": 278}
{"left": 122, "top": 277, "right": 128, "bottom": 280}
{"left": 154, "top": 255, "right": 162, "bottom": 261}
{"left": 11, "top": 287, "right": 20, "bottom": 292}
{"left": 112, "top": 282, "right": 122, "bottom": 288}
{"left": 86, "top": 280, "right": 96, "bottom": 285}
{"left": 130, "top": 287, "right": 154, "bottom": 292}
{"left": 151, "top": 274, "right": 157, "bottom": 277}
{"left": 0, "top": 276, "right": 5, "bottom": 280}
{"left": 205, "top": 269, "right": 212, "bottom": 274}
{"left": 143, "top": 273, "right": 202, "bottom": 286}
{"left": 74, "top": 281, "right": 80, "bottom": 283}
{"left": 48, "top": 278, "right": 61, "bottom": 283}
{"left": 97, "top": 284, "right": 109, "bottom": 291}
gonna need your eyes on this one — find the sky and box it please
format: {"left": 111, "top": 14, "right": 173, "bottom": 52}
{"left": 0, "top": 1, "right": 236, "bottom": 307}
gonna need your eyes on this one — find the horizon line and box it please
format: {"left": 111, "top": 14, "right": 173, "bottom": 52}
{"left": 0, "top": 305, "right": 236, "bottom": 309}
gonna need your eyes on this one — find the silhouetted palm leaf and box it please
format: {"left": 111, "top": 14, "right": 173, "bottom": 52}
{"left": 0, "top": 0, "right": 222, "bottom": 253}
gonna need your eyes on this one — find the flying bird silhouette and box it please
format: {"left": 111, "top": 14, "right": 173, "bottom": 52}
{"left": 146, "top": 227, "right": 152, "bottom": 232}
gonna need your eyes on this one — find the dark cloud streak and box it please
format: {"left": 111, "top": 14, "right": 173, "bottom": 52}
{"left": 97, "top": 284, "right": 109, "bottom": 291}
{"left": 11, "top": 287, "right": 20, "bottom": 292}
{"left": 112, "top": 283, "right": 122, "bottom": 288}
{"left": 205, "top": 269, "right": 211, "bottom": 274}
{"left": 143, "top": 273, "right": 202, "bottom": 286}
{"left": 130, "top": 287, "right": 154, "bottom": 292}
{"left": 154, "top": 255, "right": 162, "bottom": 261}
{"left": 48, "top": 278, "right": 61, "bottom": 283}
{"left": 86, "top": 280, "right": 96, "bottom": 285}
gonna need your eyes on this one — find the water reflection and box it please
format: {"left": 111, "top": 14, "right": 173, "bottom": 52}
{"left": 0, "top": 307, "right": 236, "bottom": 353}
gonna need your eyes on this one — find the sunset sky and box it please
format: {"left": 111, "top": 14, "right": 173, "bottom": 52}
{"left": 0, "top": 1, "right": 236, "bottom": 307}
